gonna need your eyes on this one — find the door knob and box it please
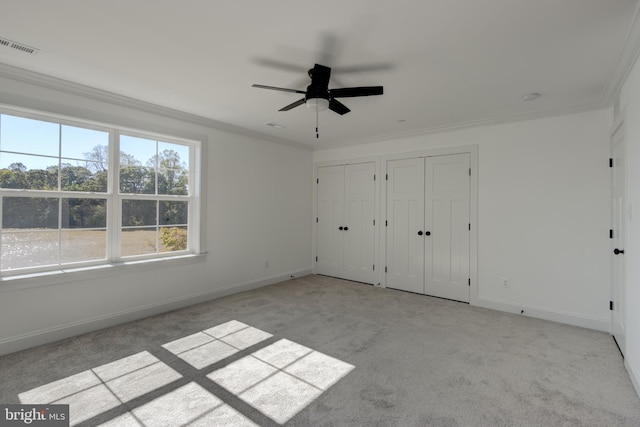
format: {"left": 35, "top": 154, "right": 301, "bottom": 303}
{"left": 339, "top": 226, "right": 343, "bottom": 230}
{"left": 425, "top": 231, "right": 431, "bottom": 236}
{"left": 418, "top": 231, "right": 423, "bottom": 236}
{"left": 344, "top": 226, "right": 349, "bottom": 231}
{"left": 614, "top": 248, "right": 625, "bottom": 255}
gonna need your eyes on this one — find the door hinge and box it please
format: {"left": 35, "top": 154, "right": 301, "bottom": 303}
{"left": 385, "top": 266, "right": 388, "bottom": 273}
{"left": 373, "top": 265, "right": 375, "bottom": 271}
{"left": 468, "top": 278, "right": 471, "bottom": 286}
{"left": 374, "top": 174, "right": 376, "bottom": 181}
{"left": 373, "top": 219, "right": 375, "bottom": 226}
{"left": 316, "top": 178, "right": 319, "bottom": 184}
{"left": 468, "top": 223, "right": 471, "bottom": 231}
{"left": 315, "top": 256, "right": 318, "bottom": 262}
{"left": 386, "top": 174, "right": 388, "bottom": 181}
{"left": 610, "top": 229, "right": 614, "bottom": 239}
{"left": 385, "top": 220, "right": 388, "bottom": 227}
{"left": 610, "top": 300, "right": 614, "bottom": 311}
{"left": 316, "top": 217, "right": 318, "bottom": 223}
{"left": 469, "top": 168, "right": 471, "bottom": 176}
{"left": 609, "top": 158, "right": 613, "bottom": 168}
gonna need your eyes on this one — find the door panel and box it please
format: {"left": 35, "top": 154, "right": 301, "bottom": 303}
{"left": 430, "top": 198, "right": 448, "bottom": 284}
{"left": 450, "top": 198, "right": 468, "bottom": 285}
{"left": 386, "top": 158, "right": 425, "bottom": 293}
{"left": 317, "top": 166, "right": 344, "bottom": 277}
{"left": 611, "top": 124, "right": 626, "bottom": 356}
{"left": 343, "top": 163, "right": 375, "bottom": 283}
{"left": 425, "top": 154, "right": 470, "bottom": 302}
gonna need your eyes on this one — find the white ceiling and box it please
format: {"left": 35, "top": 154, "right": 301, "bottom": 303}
{"left": 0, "top": 0, "right": 639, "bottom": 149}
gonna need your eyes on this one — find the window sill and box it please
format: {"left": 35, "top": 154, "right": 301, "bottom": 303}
{"left": 0, "top": 253, "right": 207, "bottom": 293}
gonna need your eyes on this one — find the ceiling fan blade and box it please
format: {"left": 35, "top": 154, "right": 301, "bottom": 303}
{"left": 279, "top": 98, "right": 306, "bottom": 111}
{"left": 310, "top": 64, "right": 331, "bottom": 87}
{"left": 252, "top": 84, "right": 306, "bottom": 94}
{"left": 329, "top": 99, "right": 350, "bottom": 115}
{"left": 330, "top": 86, "right": 384, "bottom": 98}
{"left": 333, "top": 63, "right": 394, "bottom": 74}
{"left": 252, "top": 58, "right": 308, "bottom": 73}
{"left": 317, "top": 33, "right": 341, "bottom": 69}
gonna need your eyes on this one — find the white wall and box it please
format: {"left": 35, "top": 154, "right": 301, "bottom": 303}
{"left": 315, "top": 109, "right": 612, "bottom": 331}
{"left": 0, "top": 73, "right": 313, "bottom": 355}
{"left": 618, "top": 51, "right": 640, "bottom": 397}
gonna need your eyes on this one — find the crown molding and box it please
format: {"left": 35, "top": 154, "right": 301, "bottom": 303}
{"left": 601, "top": 0, "right": 640, "bottom": 104}
{"left": 0, "top": 63, "right": 312, "bottom": 151}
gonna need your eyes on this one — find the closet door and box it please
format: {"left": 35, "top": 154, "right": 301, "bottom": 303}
{"left": 343, "top": 163, "right": 376, "bottom": 283}
{"left": 386, "top": 158, "right": 425, "bottom": 293}
{"left": 425, "top": 153, "right": 470, "bottom": 302}
{"left": 317, "top": 165, "right": 344, "bottom": 277}
{"left": 611, "top": 123, "right": 626, "bottom": 355}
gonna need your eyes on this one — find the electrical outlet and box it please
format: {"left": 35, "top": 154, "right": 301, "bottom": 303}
{"left": 501, "top": 277, "right": 510, "bottom": 288}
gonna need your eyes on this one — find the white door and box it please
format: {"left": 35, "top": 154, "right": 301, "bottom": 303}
{"left": 317, "top": 165, "right": 344, "bottom": 277}
{"left": 386, "top": 158, "right": 425, "bottom": 293}
{"left": 343, "top": 163, "right": 376, "bottom": 283}
{"left": 425, "top": 154, "right": 470, "bottom": 302}
{"left": 611, "top": 124, "right": 626, "bottom": 356}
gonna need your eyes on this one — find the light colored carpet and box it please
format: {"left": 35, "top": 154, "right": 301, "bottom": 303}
{"left": 0, "top": 274, "right": 638, "bottom": 426}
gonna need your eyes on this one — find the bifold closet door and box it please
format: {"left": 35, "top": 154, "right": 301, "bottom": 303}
{"left": 386, "top": 158, "right": 425, "bottom": 293}
{"left": 317, "top": 165, "right": 344, "bottom": 278}
{"left": 343, "top": 162, "right": 376, "bottom": 283}
{"left": 425, "top": 153, "right": 470, "bottom": 302}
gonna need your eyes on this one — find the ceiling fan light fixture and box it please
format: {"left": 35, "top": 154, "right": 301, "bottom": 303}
{"left": 306, "top": 97, "right": 329, "bottom": 111}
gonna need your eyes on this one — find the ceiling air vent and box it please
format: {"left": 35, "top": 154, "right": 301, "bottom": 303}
{"left": 0, "top": 36, "right": 40, "bottom": 55}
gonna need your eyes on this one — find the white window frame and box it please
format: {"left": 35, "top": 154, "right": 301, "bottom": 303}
{"left": 0, "top": 106, "right": 202, "bottom": 280}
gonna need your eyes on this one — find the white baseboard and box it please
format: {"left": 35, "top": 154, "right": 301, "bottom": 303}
{"left": 474, "top": 296, "right": 610, "bottom": 332}
{"left": 626, "top": 358, "right": 640, "bottom": 400}
{"left": 0, "top": 268, "right": 311, "bottom": 356}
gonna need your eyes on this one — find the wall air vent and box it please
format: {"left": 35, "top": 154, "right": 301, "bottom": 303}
{"left": 0, "top": 36, "right": 40, "bottom": 55}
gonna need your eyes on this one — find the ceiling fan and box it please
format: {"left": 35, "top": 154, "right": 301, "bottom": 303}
{"left": 252, "top": 63, "right": 383, "bottom": 138}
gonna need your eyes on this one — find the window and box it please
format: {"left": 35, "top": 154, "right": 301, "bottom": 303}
{"left": 119, "top": 134, "right": 190, "bottom": 257}
{"left": 0, "top": 111, "right": 199, "bottom": 275}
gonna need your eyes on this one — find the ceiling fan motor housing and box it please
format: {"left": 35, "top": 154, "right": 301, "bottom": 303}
{"left": 306, "top": 84, "right": 330, "bottom": 102}
{"left": 307, "top": 64, "right": 331, "bottom": 102}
